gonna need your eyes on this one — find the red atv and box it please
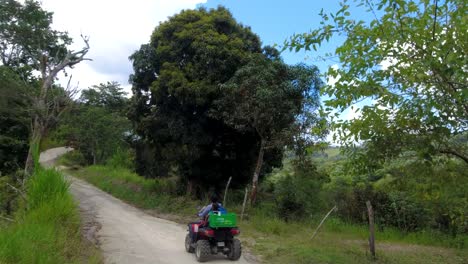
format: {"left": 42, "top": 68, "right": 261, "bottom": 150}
{"left": 185, "top": 212, "right": 242, "bottom": 262}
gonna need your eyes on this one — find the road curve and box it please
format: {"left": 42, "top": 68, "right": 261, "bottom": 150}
{"left": 40, "top": 147, "right": 253, "bottom": 264}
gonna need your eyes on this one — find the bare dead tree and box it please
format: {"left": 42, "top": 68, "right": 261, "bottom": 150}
{"left": 24, "top": 35, "right": 91, "bottom": 175}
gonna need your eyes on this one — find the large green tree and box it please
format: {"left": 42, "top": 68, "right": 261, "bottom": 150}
{"left": 212, "top": 51, "right": 325, "bottom": 203}
{"left": 129, "top": 7, "right": 275, "bottom": 193}
{"left": 0, "top": 0, "right": 90, "bottom": 174}
{"left": 287, "top": 0, "right": 467, "bottom": 163}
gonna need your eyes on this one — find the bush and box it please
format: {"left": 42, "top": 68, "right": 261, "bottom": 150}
{"left": 106, "top": 148, "right": 134, "bottom": 170}
{"left": 275, "top": 175, "right": 305, "bottom": 221}
{"left": 273, "top": 159, "right": 328, "bottom": 221}
{"left": 58, "top": 150, "right": 87, "bottom": 167}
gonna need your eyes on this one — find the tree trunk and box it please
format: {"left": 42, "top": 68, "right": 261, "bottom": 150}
{"left": 366, "top": 200, "right": 376, "bottom": 259}
{"left": 24, "top": 117, "right": 43, "bottom": 175}
{"left": 186, "top": 179, "right": 194, "bottom": 197}
{"left": 250, "top": 139, "right": 265, "bottom": 205}
{"left": 92, "top": 150, "right": 97, "bottom": 165}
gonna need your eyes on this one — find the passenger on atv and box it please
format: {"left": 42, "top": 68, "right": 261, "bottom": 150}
{"left": 189, "top": 196, "right": 226, "bottom": 242}
{"left": 186, "top": 195, "right": 241, "bottom": 262}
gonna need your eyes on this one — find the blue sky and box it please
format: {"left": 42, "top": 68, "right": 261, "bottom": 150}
{"left": 201, "top": 0, "right": 369, "bottom": 74}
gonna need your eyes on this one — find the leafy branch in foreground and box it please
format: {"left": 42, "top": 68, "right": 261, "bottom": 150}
{"left": 286, "top": 0, "right": 467, "bottom": 163}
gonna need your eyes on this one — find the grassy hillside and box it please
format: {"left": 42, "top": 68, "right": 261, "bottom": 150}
{"left": 66, "top": 163, "right": 467, "bottom": 264}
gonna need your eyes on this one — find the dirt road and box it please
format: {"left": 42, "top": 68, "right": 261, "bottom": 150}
{"left": 40, "top": 147, "right": 253, "bottom": 264}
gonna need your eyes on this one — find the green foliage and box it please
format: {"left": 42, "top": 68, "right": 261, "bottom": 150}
{"left": 213, "top": 52, "right": 326, "bottom": 154}
{"left": 69, "top": 165, "right": 193, "bottom": 214}
{"left": 26, "top": 168, "right": 69, "bottom": 211}
{"left": 70, "top": 162, "right": 467, "bottom": 263}
{"left": 321, "top": 146, "right": 468, "bottom": 237}
{"left": 129, "top": 7, "right": 266, "bottom": 190}
{"left": 106, "top": 148, "right": 134, "bottom": 170}
{"left": 58, "top": 150, "right": 87, "bottom": 167}
{"left": 80, "top": 81, "right": 128, "bottom": 113}
{"left": 273, "top": 159, "right": 328, "bottom": 221}
{"left": 0, "top": 173, "right": 21, "bottom": 215}
{"left": 57, "top": 83, "right": 131, "bottom": 165}
{"left": 0, "top": 167, "right": 101, "bottom": 263}
{"left": 0, "top": 0, "right": 73, "bottom": 79}
{"left": 287, "top": 0, "right": 467, "bottom": 163}
{"left": 0, "top": 67, "right": 30, "bottom": 175}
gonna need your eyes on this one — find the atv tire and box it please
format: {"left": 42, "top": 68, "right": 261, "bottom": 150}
{"left": 195, "top": 240, "right": 211, "bottom": 262}
{"left": 227, "top": 238, "right": 242, "bottom": 261}
{"left": 185, "top": 234, "right": 194, "bottom": 253}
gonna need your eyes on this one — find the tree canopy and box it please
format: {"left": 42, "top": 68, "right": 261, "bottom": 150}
{"left": 212, "top": 52, "right": 325, "bottom": 202}
{"left": 129, "top": 7, "right": 325, "bottom": 196}
{"left": 129, "top": 7, "right": 263, "bottom": 190}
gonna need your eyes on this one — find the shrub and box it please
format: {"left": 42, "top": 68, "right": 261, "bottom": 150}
{"left": 273, "top": 160, "right": 328, "bottom": 221}
{"left": 58, "top": 150, "right": 87, "bottom": 167}
{"left": 106, "top": 148, "right": 134, "bottom": 170}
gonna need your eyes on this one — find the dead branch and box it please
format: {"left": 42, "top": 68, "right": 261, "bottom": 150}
{"left": 311, "top": 205, "right": 337, "bottom": 239}
{"left": 6, "top": 183, "right": 27, "bottom": 201}
{"left": 0, "top": 215, "right": 15, "bottom": 222}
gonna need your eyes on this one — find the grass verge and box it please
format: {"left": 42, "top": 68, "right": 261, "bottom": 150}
{"left": 68, "top": 164, "right": 467, "bottom": 264}
{"left": 0, "top": 167, "right": 101, "bottom": 264}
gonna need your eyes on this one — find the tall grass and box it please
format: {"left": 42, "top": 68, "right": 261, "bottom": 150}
{"left": 0, "top": 167, "right": 101, "bottom": 264}
{"left": 69, "top": 165, "right": 198, "bottom": 217}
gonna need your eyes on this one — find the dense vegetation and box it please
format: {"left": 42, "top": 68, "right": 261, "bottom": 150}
{"left": 64, "top": 160, "right": 467, "bottom": 264}
{"left": 0, "top": 1, "right": 99, "bottom": 263}
{"left": 54, "top": 0, "right": 466, "bottom": 248}
{"left": 1, "top": 0, "right": 466, "bottom": 263}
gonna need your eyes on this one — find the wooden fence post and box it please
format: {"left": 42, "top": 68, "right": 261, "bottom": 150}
{"left": 241, "top": 186, "right": 249, "bottom": 221}
{"left": 223, "top": 176, "right": 232, "bottom": 206}
{"left": 366, "top": 200, "right": 376, "bottom": 259}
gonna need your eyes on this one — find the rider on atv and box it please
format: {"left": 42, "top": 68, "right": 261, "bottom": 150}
{"left": 186, "top": 194, "right": 242, "bottom": 262}
{"left": 190, "top": 195, "right": 226, "bottom": 242}
{"left": 198, "top": 195, "right": 227, "bottom": 219}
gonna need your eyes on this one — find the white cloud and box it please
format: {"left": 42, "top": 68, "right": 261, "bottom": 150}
{"left": 40, "top": 0, "right": 207, "bottom": 93}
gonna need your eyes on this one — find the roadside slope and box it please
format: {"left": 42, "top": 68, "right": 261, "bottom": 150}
{"left": 41, "top": 147, "right": 252, "bottom": 264}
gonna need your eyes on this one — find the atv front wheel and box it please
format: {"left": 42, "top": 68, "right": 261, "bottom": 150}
{"left": 195, "top": 240, "right": 211, "bottom": 262}
{"left": 185, "top": 234, "right": 194, "bottom": 253}
{"left": 227, "top": 238, "right": 242, "bottom": 261}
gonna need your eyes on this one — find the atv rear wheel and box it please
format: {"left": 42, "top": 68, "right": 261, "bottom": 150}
{"left": 227, "top": 238, "right": 242, "bottom": 261}
{"left": 195, "top": 240, "right": 211, "bottom": 262}
{"left": 185, "top": 234, "right": 194, "bottom": 253}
